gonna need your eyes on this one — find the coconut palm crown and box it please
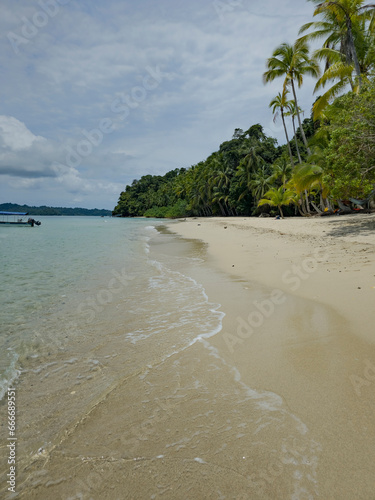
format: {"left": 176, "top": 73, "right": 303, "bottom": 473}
{"left": 263, "top": 39, "right": 320, "bottom": 154}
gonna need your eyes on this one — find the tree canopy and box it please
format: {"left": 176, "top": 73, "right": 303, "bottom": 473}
{"left": 114, "top": 0, "right": 375, "bottom": 218}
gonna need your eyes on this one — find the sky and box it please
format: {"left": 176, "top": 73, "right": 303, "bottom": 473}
{"left": 0, "top": 0, "right": 320, "bottom": 210}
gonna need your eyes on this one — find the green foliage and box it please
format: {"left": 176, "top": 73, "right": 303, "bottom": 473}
{"left": 300, "top": 0, "right": 375, "bottom": 118}
{"left": 258, "top": 186, "right": 296, "bottom": 218}
{"left": 113, "top": 125, "right": 280, "bottom": 218}
{"left": 0, "top": 203, "right": 111, "bottom": 216}
{"left": 322, "top": 81, "right": 375, "bottom": 199}
{"left": 144, "top": 200, "right": 190, "bottom": 219}
{"left": 113, "top": 169, "right": 182, "bottom": 217}
{"left": 143, "top": 206, "right": 170, "bottom": 218}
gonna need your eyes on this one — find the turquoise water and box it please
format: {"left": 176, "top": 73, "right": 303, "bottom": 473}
{"left": 0, "top": 217, "right": 223, "bottom": 400}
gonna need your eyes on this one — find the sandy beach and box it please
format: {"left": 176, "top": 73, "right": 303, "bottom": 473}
{"left": 167, "top": 213, "right": 375, "bottom": 498}
{"left": 171, "top": 213, "right": 375, "bottom": 344}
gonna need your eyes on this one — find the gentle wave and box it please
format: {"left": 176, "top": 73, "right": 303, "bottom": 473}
{"left": 0, "top": 350, "right": 21, "bottom": 401}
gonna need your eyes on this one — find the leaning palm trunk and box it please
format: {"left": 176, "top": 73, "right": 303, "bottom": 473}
{"left": 304, "top": 189, "right": 312, "bottom": 213}
{"left": 223, "top": 200, "right": 232, "bottom": 216}
{"left": 311, "top": 201, "right": 323, "bottom": 214}
{"left": 299, "top": 194, "right": 308, "bottom": 215}
{"left": 325, "top": 198, "right": 333, "bottom": 211}
{"left": 319, "top": 193, "right": 326, "bottom": 211}
{"left": 297, "top": 204, "right": 306, "bottom": 216}
{"left": 217, "top": 200, "right": 226, "bottom": 216}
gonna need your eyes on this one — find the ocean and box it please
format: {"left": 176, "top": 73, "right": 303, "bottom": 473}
{"left": 0, "top": 217, "right": 224, "bottom": 399}
{"left": 0, "top": 217, "right": 321, "bottom": 499}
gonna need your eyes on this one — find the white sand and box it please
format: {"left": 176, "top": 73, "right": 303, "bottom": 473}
{"left": 167, "top": 213, "right": 375, "bottom": 498}
{"left": 171, "top": 213, "right": 375, "bottom": 344}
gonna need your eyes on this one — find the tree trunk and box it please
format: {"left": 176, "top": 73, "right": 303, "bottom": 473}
{"left": 279, "top": 205, "right": 284, "bottom": 218}
{"left": 281, "top": 109, "right": 294, "bottom": 167}
{"left": 223, "top": 200, "right": 231, "bottom": 216}
{"left": 325, "top": 198, "right": 333, "bottom": 211}
{"left": 305, "top": 190, "right": 312, "bottom": 213}
{"left": 217, "top": 200, "right": 226, "bottom": 216}
{"left": 297, "top": 203, "right": 305, "bottom": 216}
{"left": 320, "top": 193, "right": 330, "bottom": 212}
{"left": 345, "top": 14, "right": 362, "bottom": 90}
{"left": 338, "top": 200, "right": 353, "bottom": 213}
{"left": 311, "top": 201, "right": 323, "bottom": 214}
{"left": 292, "top": 116, "right": 302, "bottom": 163}
{"left": 299, "top": 194, "right": 308, "bottom": 215}
{"left": 291, "top": 80, "right": 311, "bottom": 154}
{"left": 231, "top": 205, "right": 238, "bottom": 216}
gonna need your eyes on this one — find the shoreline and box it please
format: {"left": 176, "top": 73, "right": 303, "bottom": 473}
{"left": 166, "top": 213, "right": 375, "bottom": 498}
{"left": 168, "top": 213, "right": 375, "bottom": 344}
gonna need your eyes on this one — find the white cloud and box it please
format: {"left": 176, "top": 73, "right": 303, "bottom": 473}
{"left": 0, "top": 116, "right": 45, "bottom": 151}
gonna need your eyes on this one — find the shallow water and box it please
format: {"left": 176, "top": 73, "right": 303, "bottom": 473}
{"left": 0, "top": 218, "right": 223, "bottom": 399}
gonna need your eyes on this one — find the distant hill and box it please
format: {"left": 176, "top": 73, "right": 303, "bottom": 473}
{"left": 0, "top": 203, "right": 112, "bottom": 216}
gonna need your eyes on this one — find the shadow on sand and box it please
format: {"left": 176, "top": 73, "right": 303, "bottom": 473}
{"left": 324, "top": 214, "right": 375, "bottom": 239}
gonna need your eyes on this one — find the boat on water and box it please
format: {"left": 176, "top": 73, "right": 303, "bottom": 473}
{"left": 0, "top": 211, "right": 41, "bottom": 227}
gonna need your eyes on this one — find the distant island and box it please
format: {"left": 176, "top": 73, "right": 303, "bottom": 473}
{"left": 0, "top": 203, "right": 112, "bottom": 217}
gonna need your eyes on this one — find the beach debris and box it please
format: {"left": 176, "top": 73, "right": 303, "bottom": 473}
{"left": 224, "top": 226, "right": 227, "bottom": 229}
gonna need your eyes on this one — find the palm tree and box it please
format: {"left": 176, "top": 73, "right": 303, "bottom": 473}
{"left": 250, "top": 165, "right": 274, "bottom": 203}
{"left": 270, "top": 156, "right": 293, "bottom": 189}
{"left": 263, "top": 39, "right": 320, "bottom": 154}
{"left": 236, "top": 145, "right": 264, "bottom": 200}
{"left": 208, "top": 154, "right": 235, "bottom": 215}
{"left": 312, "top": 56, "right": 354, "bottom": 118}
{"left": 212, "top": 186, "right": 232, "bottom": 216}
{"left": 185, "top": 164, "right": 212, "bottom": 216}
{"left": 285, "top": 100, "right": 303, "bottom": 163}
{"left": 311, "top": 0, "right": 375, "bottom": 88}
{"left": 269, "top": 90, "right": 295, "bottom": 166}
{"left": 299, "top": 0, "right": 375, "bottom": 117}
{"left": 287, "top": 163, "right": 325, "bottom": 214}
{"left": 212, "top": 166, "right": 234, "bottom": 215}
{"left": 258, "top": 186, "right": 296, "bottom": 218}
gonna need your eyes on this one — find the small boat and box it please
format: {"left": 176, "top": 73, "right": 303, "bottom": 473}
{"left": 0, "top": 211, "right": 41, "bottom": 227}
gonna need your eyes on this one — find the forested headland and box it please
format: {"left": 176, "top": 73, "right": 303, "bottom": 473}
{"left": 113, "top": 0, "right": 375, "bottom": 219}
{"left": 0, "top": 203, "right": 112, "bottom": 216}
